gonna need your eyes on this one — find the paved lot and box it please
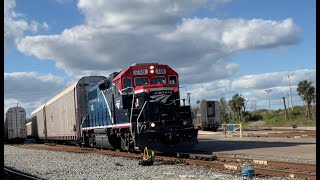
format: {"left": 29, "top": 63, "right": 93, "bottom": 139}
{"left": 192, "top": 131, "right": 316, "bottom": 163}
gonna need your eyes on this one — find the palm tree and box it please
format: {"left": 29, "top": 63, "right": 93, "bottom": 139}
{"left": 229, "top": 94, "right": 246, "bottom": 122}
{"left": 220, "top": 97, "right": 229, "bottom": 124}
{"left": 297, "top": 80, "right": 316, "bottom": 120}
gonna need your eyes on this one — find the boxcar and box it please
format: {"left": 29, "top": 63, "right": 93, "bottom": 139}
{"left": 31, "top": 76, "right": 107, "bottom": 143}
{"left": 5, "top": 106, "right": 27, "bottom": 143}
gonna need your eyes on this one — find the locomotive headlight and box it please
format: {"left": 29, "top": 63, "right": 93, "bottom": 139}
{"left": 150, "top": 122, "right": 156, "bottom": 128}
{"left": 150, "top": 70, "right": 154, "bottom": 73}
{"left": 150, "top": 66, "right": 154, "bottom": 69}
{"left": 183, "top": 121, "right": 187, "bottom": 125}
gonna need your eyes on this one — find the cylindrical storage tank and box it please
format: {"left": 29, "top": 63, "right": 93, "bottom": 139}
{"left": 6, "top": 106, "right": 27, "bottom": 143}
{"left": 26, "top": 122, "right": 32, "bottom": 138}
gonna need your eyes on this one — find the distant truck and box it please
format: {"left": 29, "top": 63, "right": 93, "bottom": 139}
{"left": 193, "top": 100, "right": 220, "bottom": 131}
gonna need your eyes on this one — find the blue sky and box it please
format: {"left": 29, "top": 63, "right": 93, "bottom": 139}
{"left": 4, "top": 0, "right": 316, "bottom": 116}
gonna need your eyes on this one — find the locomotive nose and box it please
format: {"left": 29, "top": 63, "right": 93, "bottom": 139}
{"left": 164, "top": 132, "right": 179, "bottom": 145}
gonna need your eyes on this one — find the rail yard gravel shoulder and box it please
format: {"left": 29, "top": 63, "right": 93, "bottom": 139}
{"left": 4, "top": 145, "right": 297, "bottom": 180}
{"left": 211, "top": 152, "right": 316, "bottom": 165}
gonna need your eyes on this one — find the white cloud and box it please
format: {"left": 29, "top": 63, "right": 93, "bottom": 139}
{"left": 231, "top": 69, "right": 316, "bottom": 90}
{"left": 42, "top": 22, "right": 49, "bottom": 30}
{"left": 77, "top": 0, "right": 224, "bottom": 28}
{"left": 180, "top": 69, "right": 315, "bottom": 110}
{"left": 4, "top": 72, "right": 70, "bottom": 117}
{"left": 16, "top": 1, "right": 300, "bottom": 82}
{"left": 4, "top": 0, "right": 49, "bottom": 51}
{"left": 6, "top": 0, "right": 308, "bottom": 112}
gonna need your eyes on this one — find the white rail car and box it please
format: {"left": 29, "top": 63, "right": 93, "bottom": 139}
{"left": 26, "top": 122, "right": 32, "bottom": 138}
{"left": 5, "top": 106, "right": 27, "bottom": 143}
{"left": 194, "top": 100, "right": 220, "bottom": 131}
{"left": 31, "top": 76, "right": 106, "bottom": 143}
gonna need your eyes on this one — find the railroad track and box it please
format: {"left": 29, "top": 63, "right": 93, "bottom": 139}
{"left": 4, "top": 166, "right": 43, "bottom": 180}
{"left": 18, "top": 144, "right": 316, "bottom": 180}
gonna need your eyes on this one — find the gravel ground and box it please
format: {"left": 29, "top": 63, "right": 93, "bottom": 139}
{"left": 211, "top": 152, "right": 316, "bottom": 165}
{"left": 4, "top": 145, "right": 297, "bottom": 180}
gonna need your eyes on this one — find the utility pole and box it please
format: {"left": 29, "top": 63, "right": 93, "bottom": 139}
{"left": 264, "top": 89, "right": 272, "bottom": 111}
{"left": 282, "top": 97, "right": 288, "bottom": 120}
{"left": 283, "top": 73, "right": 294, "bottom": 111}
{"left": 284, "top": 92, "right": 290, "bottom": 110}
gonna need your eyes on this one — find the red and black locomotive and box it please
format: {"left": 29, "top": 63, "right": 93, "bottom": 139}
{"left": 82, "top": 63, "right": 198, "bottom": 152}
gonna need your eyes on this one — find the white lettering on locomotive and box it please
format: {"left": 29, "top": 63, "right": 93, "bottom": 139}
{"left": 154, "top": 91, "right": 172, "bottom": 95}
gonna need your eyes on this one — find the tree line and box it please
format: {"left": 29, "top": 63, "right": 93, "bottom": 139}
{"left": 219, "top": 80, "right": 316, "bottom": 123}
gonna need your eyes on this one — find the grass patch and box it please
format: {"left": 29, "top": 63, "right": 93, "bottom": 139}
{"left": 224, "top": 105, "right": 316, "bottom": 127}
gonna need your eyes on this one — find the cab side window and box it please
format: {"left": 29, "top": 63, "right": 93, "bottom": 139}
{"left": 122, "top": 77, "right": 132, "bottom": 93}
{"left": 123, "top": 78, "right": 132, "bottom": 88}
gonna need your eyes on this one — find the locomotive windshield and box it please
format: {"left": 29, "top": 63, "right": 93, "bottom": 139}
{"left": 151, "top": 76, "right": 166, "bottom": 84}
{"left": 135, "top": 77, "right": 150, "bottom": 86}
{"left": 169, "top": 76, "right": 177, "bottom": 84}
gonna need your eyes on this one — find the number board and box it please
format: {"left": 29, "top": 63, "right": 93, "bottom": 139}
{"left": 133, "top": 69, "right": 148, "bottom": 75}
{"left": 156, "top": 69, "right": 166, "bottom": 74}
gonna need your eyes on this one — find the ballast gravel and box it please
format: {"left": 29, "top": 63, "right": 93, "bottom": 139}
{"left": 5, "top": 145, "right": 298, "bottom": 180}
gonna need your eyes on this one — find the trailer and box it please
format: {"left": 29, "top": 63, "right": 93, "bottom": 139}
{"left": 5, "top": 106, "right": 27, "bottom": 143}
{"left": 194, "top": 100, "right": 220, "bottom": 131}
{"left": 31, "top": 76, "right": 107, "bottom": 143}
